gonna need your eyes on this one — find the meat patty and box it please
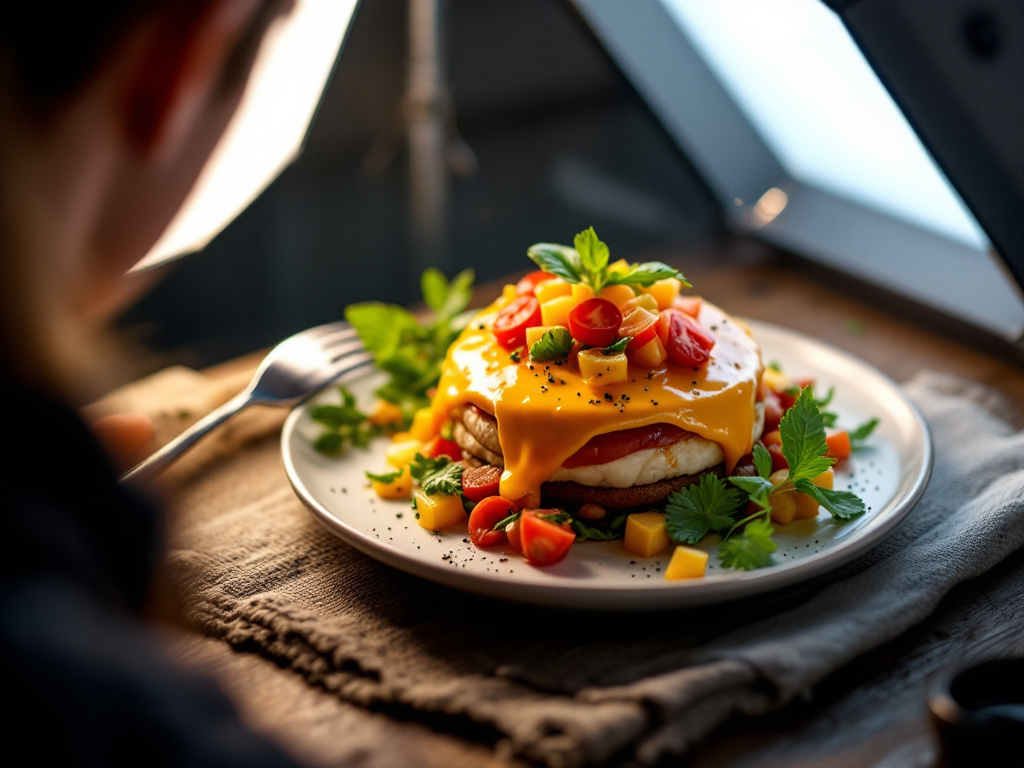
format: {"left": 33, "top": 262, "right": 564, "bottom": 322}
{"left": 541, "top": 466, "right": 722, "bottom": 509}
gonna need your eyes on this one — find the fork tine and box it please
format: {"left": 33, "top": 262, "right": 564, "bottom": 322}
{"left": 306, "top": 321, "right": 354, "bottom": 338}
{"left": 321, "top": 352, "right": 375, "bottom": 386}
{"left": 319, "top": 329, "right": 363, "bottom": 351}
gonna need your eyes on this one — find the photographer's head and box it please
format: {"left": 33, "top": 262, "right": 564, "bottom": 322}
{"left": 0, "top": 0, "right": 292, "bottom": 399}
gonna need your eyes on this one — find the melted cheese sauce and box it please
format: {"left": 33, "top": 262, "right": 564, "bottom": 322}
{"left": 432, "top": 296, "right": 763, "bottom": 504}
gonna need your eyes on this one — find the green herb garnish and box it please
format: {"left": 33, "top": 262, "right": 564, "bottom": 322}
{"left": 310, "top": 386, "right": 379, "bottom": 454}
{"left": 409, "top": 453, "right": 464, "bottom": 496}
{"left": 665, "top": 474, "right": 745, "bottom": 544}
{"left": 571, "top": 514, "right": 629, "bottom": 541}
{"left": 527, "top": 227, "right": 688, "bottom": 294}
{"left": 718, "top": 519, "right": 777, "bottom": 570}
{"left": 602, "top": 336, "right": 631, "bottom": 354}
{"left": 529, "top": 327, "right": 573, "bottom": 362}
{"left": 365, "top": 468, "right": 403, "bottom": 484}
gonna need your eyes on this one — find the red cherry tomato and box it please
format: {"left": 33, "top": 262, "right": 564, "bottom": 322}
{"left": 516, "top": 270, "right": 557, "bottom": 295}
{"left": 493, "top": 295, "right": 541, "bottom": 349}
{"left": 568, "top": 298, "right": 622, "bottom": 348}
{"left": 461, "top": 464, "right": 502, "bottom": 502}
{"left": 657, "top": 309, "right": 714, "bottom": 367}
{"left": 505, "top": 519, "right": 523, "bottom": 553}
{"left": 520, "top": 509, "right": 576, "bottom": 566}
{"left": 468, "top": 496, "right": 518, "bottom": 548}
{"left": 763, "top": 390, "right": 784, "bottom": 433}
{"left": 767, "top": 443, "right": 789, "bottom": 473}
{"left": 618, "top": 307, "right": 659, "bottom": 351}
{"left": 426, "top": 436, "right": 462, "bottom": 461}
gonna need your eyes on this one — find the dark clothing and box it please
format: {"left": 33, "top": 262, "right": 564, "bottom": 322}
{"left": 0, "top": 379, "right": 303, "bottom": 767}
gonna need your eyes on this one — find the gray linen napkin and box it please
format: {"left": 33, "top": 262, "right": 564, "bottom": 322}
{"left": 159, "top": 370, "right": 1024, "bottom": 767}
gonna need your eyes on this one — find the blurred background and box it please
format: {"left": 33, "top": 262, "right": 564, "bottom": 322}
{"left": 117, "top": 0, "right": 721, "bottom": 369}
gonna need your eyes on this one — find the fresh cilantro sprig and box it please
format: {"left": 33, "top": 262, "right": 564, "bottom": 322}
{"left": 310, "top": 386, "right": 380, "bottom": 454}
{"left": 719, "top": 519, "right": 776, "bottom": 570}
{"left": 665, "top": 473, "right": 745, "bottom": 544}
{"left": 409, "top": 453, "right": 465, "bottom": 496}
{"left": 529, "top": 327, "right": 573, "bottom": 362}
{"left": 345, "top": 268, "right": 474, "bottom": 426}
{"left": 527, "top": 227, "right": 689, "bottom": 294}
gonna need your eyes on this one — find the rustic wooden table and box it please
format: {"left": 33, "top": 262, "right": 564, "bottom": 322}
{"left": 170, "top": 237, "right": 1024, "bottom": 768}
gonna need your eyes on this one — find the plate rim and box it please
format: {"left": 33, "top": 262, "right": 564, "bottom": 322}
{"left": 281, "top": 318, "right": 933, "bottom": 610}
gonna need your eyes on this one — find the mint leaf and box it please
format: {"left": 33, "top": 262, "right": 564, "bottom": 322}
{"left": 752, "top": 443, "right": 772, "bottom": 479}
{"left": 719, "top": 519, "right": 777, "bottom": 570}
{"left": 345, "top": 303, "right": 418, "bottom": 355}
{"left": 365, "top": 468, "right": 403, "bottom": 483}
{"left": 727, "top": 474, "right": 773, "bottom": 513}
{"left": 779, "top": 386, "right": 834, "bottom": 483}
{"left": 529, "top": 327, "right": 573, "bottom": 361}
{"left": 793, "top": 480, "right": 866, "bottom": 520}
{"left": 665, "top": 474, "right": 745, "bottom": 544}
{"left": 849, "top": 417, "right": 880, "bottom": 444}
{"left": 602, "top": 336, "right": 631, "bottom": 354}
{"left": 527, "top": 243, "right": 583, "bottom": 283}
{"left": 574, "top": 227, "right": 610, "bottom": 290}
{"left": 604, "top": 261, "right": 690, "bottom": 289}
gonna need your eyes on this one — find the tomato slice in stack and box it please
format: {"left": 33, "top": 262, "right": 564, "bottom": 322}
{"left": 657, "top": 309, "right": 714, "bottom": 367}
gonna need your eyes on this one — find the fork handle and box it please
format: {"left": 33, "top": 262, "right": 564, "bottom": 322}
{"left": 120, "top": 391, "right": 252, "bottom": 486}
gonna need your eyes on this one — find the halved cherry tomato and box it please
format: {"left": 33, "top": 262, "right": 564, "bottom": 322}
{"left": 657, "top": 309, "right": 714, "bottom": 367}
{"left": 561, "top": 423, "right": 690, "bottom": 468}
{"left": 767, "top": 443, "right": 789, "bottom": 473}
{"left": 568, "top": 298, "right": 622, "bottom": 347}
{"left": 516, "top": 270, "right": 557, "bottom": 295}
{"left": 763, "top": 389, "right": 784, "bottom": 433}
{"left": 468, "top": 496, "right": 518, "bottom": 548}
{"left": 520, "top": 509, "right": 576, "bottom": 566}
{"left": 505, "top": 518, "right": 523, "bottom": 553}
{"left": 493, "top": 295, "right": 541, "bottom": 348}
{"left": 426, "top": 436, "right": 462, "bottom": 461}
{"left": 461, "top": 464, "right": 502, "bottom": 502}
{"left": 618, "top": 307, "right": 659, "bottom": 351}
{"left": 673, "top": 295, "right": 702, "bottom": 317}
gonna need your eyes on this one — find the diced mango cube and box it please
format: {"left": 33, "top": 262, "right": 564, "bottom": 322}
{"left": 608, "top": 258, "right": 630, "bottom": 274}
{"left": 769, "top": 490, "right": 798, "bottom": 525}
{"left": 534, "top": 279, "right": 572, "bottom": 305}
{"left": 571, "top": 283, "right": 596, "bottom": 303}
{"left": 793, "top": 468, "right": 833, "bottom": 520}
{"left": 415, "top": 490, "right": 467, "bottom": 530}
{"left": 501, "top": 284, "right": 518, "bottom": 302}
{"left": 386, "top": 439, "right": 423, "bottom": 469}
{"left": 577, "top": 348, "right": 628, "bottom": 386}
{"left": 390, "top": 431, "right": 414, "bottom": 443}
{"left": 665, "top": 545, "right": 709, "bottom": 580}
{"left": 526, "top": 325, "right": 563, "bottom": 349}
{"left": 622, "top": 293, "right": 659, "bottom": 314}
{"left": 642, "top": 278, "right": 683, "bottom": 310}
{"left": 623, "top": 511, "right": 671, "bottom": 557}
{"left": 540, "top": 295, "right": 576, "bottom": 327}
{"left": 371, "top": 465, "right": 413, "bottom": 500}
{"left": 410, "top": 407, "right": 445, "bottom": 442}
{"left": 598, "top": 283, "right": 637, "bottom": 308}
{"left": 630, "top": 336, "right": 667, "bottom": 369}
{"left": 369, "top": 399, "right": 404, "bottom": 429}
{"left": 762, "top": 366, "right": 794, "bottom": 394}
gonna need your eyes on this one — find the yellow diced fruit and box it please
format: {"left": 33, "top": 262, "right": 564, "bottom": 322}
{"left": 415, "top": 490, "right": 467, "bottom": 531}
{"left": 540, "top": 295, "right": 576, "bottom": 328}
{"left": 624, "top": 511, "right": 671, "bottom": 557}
{"left": 534, "top": 279, "right": 572, "bottom": 305}
{"left": 598, "top": 283, "right": 637, "bottom": 309}
{"left": 630, "top": 336, "right": 667, "bottom": 369}
{"left": 501, "top": 284, "right": 518, "bottom": 302}
{"left": 793, "top": 468, "right": 834, "bottom": 520}
{"left": 571, "top": 283, "right": 596, "bottom": 303}
{"left": 577, "top": 348, "right": 628, "bottom": 386}
{"left": 386, "top": 439, "right": 423, "bottom": 469}
{"left": 608, "top": 258, "right": 630, "bottom": 274}
{"left": 371, "top": 465, "right": 413, "bottom": 500}
{"left": 410, "top": 407, "right": 445, "bottom": 442}
{"left": 622, "top": 293, "right": 659, "bottom": 314}
{"left": 526, "top": 325, "right": 560, "bottom": 349}
{"left": 664, "top": 545, "right": 709, "bottom": 580}
{"left": 369, "top": 399, "right": 404, "bottom": 429}
{"left": 390, "top": 431, "right": 414, "bottom": 443}
{"left": 762, "top": 366, "right": 795, "bottom": 394}
{"left": 642, "top": 278, "right": 683, "bottom": 311}
{"left": 769, "top": 490, "right": 798, "bottom": 525}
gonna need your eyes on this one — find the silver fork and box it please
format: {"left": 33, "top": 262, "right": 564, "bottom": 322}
{"left": 120, "top": 321, "right": 372, "bottom": 486}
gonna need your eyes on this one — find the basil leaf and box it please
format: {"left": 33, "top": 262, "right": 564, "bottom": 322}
{"left": 526, "top": 243, "right": 582, "bottom": 283}
{"left": 604, "top": 261, "right": 690, "bottom": 289}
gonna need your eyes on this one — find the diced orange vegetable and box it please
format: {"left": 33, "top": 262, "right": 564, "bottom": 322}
{"left": 534, "top": 279, "right": 572, "bottom": 305}
{"left": 642, "top": 278, "right": 683, "bottom": 310}
{"left": 630, "top": 336, "right": 667, "bottom": 368}
{"left": 664, "top": 545, "right": 709, "bottom": 580}
{"left": 571, "top": 283, "right": 596, "bottom": 303}
{"left": 597, "top": 283, "right": 636, "bottom": 308}
{"left": 415, "top": 491, "right": 467, "bottom": 531}
{"left": 371, "top": 465, "right": 413, "bottom": 500}
{"left": 540, "top": 295, "right": 576, "bottom": 327}
{"left": 577, "top": 348, "right": 628, "bottom": 386}
{"left": 793, "top": 468, "right": 833, "bottom": 520}
{"left": 768, "top": 490, "right": 798, "bottom": 525}
{"left": 761, "top": 430, "right": 782, "bottom": 448}
{"left": 826, "top": 430, "right": 852, "bottom": 461}
{"left": 410, "top": 407, "right": 445, "bottom": 442}
{"left": 386, "top": 439, "right": 423, "bottom": 469}
{"left": 369, "top": 399, "right": 404, "bottom": 429}
{"left": 390, "top": 430, "right": 414, "bottom": 443}
{"left": 673, "top": 294, "right": 702, "bottom": 317}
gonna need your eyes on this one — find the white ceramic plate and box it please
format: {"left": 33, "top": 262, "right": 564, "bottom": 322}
{"left": 282, "top": 320, "right": 932, "bottom": 610}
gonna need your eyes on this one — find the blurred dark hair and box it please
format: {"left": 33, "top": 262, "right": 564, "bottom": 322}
{"left": 0, "top": 0, "right": 284, "bottom": 114}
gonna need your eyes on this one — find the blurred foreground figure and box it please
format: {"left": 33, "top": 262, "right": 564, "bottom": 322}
{"left": 0, "top": 2, "right": 306, "bottom": 765}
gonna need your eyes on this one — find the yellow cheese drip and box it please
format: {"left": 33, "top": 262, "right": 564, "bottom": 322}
{"left": 432, "top": 296, "right": 763, "bottom": 505}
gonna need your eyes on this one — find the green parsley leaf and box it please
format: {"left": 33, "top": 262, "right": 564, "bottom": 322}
{"left": 310, "top": 386, "right": 379, "bottom": 455}
{"left": 526, "top": 243, "right": 583, "bottom": 284}
{"left": 602, "top": 336, "right": 631, "bottom": 354}
{"left": 409, "top": 453, "right": 452, "bottom": 484}
{"left": 529, "top": 327, "right": 573, "bottom": 361}
{"left": 571, "top": 514, "right": 628, "bottom": 541}
{"left": 793, "top": 480, "right": 866, "bottom": 520}
{"left": 814, "top": 386, "right": 835, "bottom": 409}
{"left": 345, "top": 303, "right": 419, "bottom": 355}
{"left": 574, "top": 227, "right": 610, "bottom": 291}
{"left": 421, "top": 462, "right": 465, "bottom": 497}
{"left": 779, "top": 386, "right": 835, "bottom": 483}
{"left": 313, "top": 432, "right": 344, "bottom": 454}
{"left": 752, "top": 443, "right": 772, "bottom": 479}
{"left": 727, "top": 474, "right": 774, "bottom": 513}
{"left": 719, "top": 519, "right": 777, "bottom": 570}
{"left": 604, "top": 261, "right": 689, "bottom": 289}
{"left": 665, "top": 474, "right": 745, "bottom": 544}
{"left": 365, "top": 468, "right": 403, "bottom": 484}
{"left": 849, "top": 417, "right": 880, "bottom": 444}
